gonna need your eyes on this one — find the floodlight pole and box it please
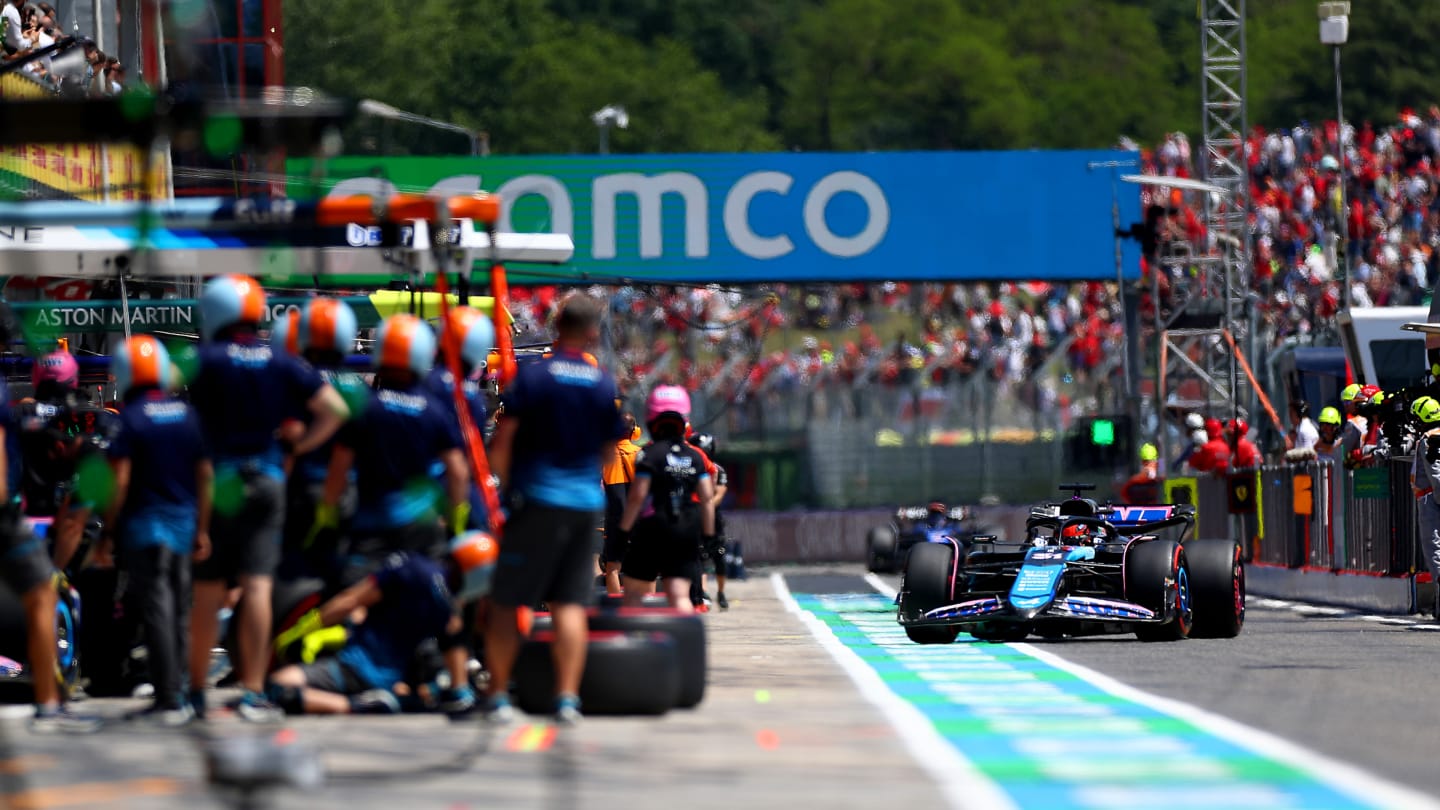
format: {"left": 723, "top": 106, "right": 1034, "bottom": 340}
{"left": 1320, "top": 2, "right": 1351, "bottom": 308}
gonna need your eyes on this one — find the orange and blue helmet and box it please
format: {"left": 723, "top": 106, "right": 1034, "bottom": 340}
{"left": 270, "top": 308, "right": 300, "bottom": 355}
{"left": 299, "top": 297, "right": 358, "bottom": 357}
{"left": 200, "top": 274, "right": 267, "bottom": 342}
{"left": 449, "top": 530, "right": 499, "bottom": 603}
{"left": 111, "top": 335, "right": 172, "bottom": 396}
{"left": 444, "top": 306, "right": 496, "bottom": 373}
{"left": 374, "top": 313, "right": 437, "bottom": 376}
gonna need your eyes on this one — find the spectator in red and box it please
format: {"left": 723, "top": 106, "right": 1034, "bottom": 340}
{"left": 1190, "top": 418, "right": 1232, "bottom": 474}
{"left": 1227, "top": 419, "right": 1262, "bottom": 469}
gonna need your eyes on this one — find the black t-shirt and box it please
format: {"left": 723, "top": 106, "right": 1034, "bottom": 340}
{"left": 634, "top": 440, "right": 711, "bottom": 524}
{"left": 16, "top": 399, "right": 118, "bottom": 515}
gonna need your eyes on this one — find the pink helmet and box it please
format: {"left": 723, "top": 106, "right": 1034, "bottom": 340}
{"left": 33, "top": 349, "right": 79, "bottom": 389}
{"left": 646, "top": 385, "right": 692, "bottom": 423}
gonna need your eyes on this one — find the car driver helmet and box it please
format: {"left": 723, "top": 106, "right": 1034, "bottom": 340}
{"left": 1062, "top": 523, "right": 1093, "bottom": 546}
{"left": 926, "top": 501, "right": 947, "bottom": 527}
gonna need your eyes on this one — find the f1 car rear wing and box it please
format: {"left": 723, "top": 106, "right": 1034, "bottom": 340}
{"left": 1103, "top": 505, "right": 1196, "bottom": 539}
{"left": 1103, "top": 505, "right": 1186, "bottom": 526}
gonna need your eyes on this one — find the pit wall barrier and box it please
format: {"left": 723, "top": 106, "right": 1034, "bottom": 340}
{"left": 1172, "top": 457, "right": 1419, "bottom": 614}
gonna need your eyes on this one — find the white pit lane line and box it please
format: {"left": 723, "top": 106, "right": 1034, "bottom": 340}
{"left": 858, "top": 572, "right": 1440, "bottom": 810}
{"left": 771, "top": 573, "right": 1018, "bottom": 810}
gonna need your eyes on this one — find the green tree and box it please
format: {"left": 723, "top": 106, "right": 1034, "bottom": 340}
{"left": 777, "top": 0, "right": 1039, "bottom": 150}
{"left": 493, "top": 22, "right": 778, "bottom": 153}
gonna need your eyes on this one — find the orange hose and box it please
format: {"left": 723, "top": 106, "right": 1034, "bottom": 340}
{"left": 436, "top": 271, "right": 505, "bottom": 537}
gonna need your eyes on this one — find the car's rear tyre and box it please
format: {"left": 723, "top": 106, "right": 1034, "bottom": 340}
{"left": 1127, "top": 540, "right": 1191, "bottom": 642}
{"left": 867, "top": 526, "right": 897, "bottom": 573}
{"left": 513, "top": 630, "right": 679, "bottom": 715}
{"left": 1186, "top": 539, "right": 1245, "bottom": 638}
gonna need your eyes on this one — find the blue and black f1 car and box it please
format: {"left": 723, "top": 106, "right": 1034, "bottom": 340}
{"left": 896, "top": 484, "right": 1245, "bottom": 644}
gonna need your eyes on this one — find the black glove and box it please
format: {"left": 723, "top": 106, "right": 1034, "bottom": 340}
{"left": 701, "top": 534, "right": 719, "bottom": 557}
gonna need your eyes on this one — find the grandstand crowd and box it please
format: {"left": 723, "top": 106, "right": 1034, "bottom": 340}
{"left": 494, "top": 111, "right": 1440, "bottom": 436}
{"left": 2, "top": 1, "right": 124, "bottom": 95}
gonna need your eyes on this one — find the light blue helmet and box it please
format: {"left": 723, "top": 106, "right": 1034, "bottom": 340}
{"left": 270, "top": 308, "right": 299, "bottom": 355}
{"left": 111, "top": 334, "right": 173, "bottom": 396}
{"left": 444, "top": 306, "right": 496, "bottom": 373}
{"left": 374, "top": 314, "right": 437, "bottom": 376}
{"left": 298, "top": 297, "right": 359, "bottom": 357}
{"left": 199, "top": 274, "right": 267, "bottom": 342}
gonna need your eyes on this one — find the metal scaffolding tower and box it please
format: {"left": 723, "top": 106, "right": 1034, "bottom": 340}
{"left": 1143, "top": 0, "right": 1255, "bottom": 474}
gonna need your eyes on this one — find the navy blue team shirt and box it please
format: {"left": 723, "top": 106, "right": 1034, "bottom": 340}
{"left": 338, "top": 382, "right": 462, "bottom": 532}
{"left": 188, "top": 336, "right": 324, "bottom": 474}
{"left": 501, "top": 349, "right": 627, "bottom": 511}
{"left": 337, "top": 552, "right": 454, "bottom": 689}
{"left": 108, "top": 391, "right": 209, "bottom": 553}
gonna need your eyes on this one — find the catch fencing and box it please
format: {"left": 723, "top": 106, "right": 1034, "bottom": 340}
{"left": 1182, "top": 456, "right": 1419, "bottom": 577}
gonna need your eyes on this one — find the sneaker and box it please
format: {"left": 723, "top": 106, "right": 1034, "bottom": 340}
{"left": 479, "top": 693, "right": 517, "bottom": 726}
{"left": 554, "top": 693, "right": 582, "bottom": 726}
{"left": 187, "top": 689, "right": 207, "bottom": 721}
{"left": 129, "top": 702, "right": 194, "bottom": 728}
{"left": 349, "top": 689, "right": 401, "bottom": 715}
{"left": 234, "top": 691, "right": 285, "bottom": 724}
{"left": 717, "top": 592, "right": 729, "bottom": 611}
{"left": 440, "top": 685, "right": 477, "bottom": 721}
{"left": 31, "top": 705, "right": 102, "bottom": 734}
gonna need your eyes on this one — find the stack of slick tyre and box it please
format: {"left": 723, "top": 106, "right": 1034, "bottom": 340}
{"left": 514, "top": 630, "right": 680, "bottom": 715}
{"left": 532, "top": 606, "right": 708, "bottom": 708}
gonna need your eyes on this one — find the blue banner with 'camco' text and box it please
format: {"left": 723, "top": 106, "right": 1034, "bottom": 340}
{"left": 290, "top": 150, "right": 1142, "bottom": 284}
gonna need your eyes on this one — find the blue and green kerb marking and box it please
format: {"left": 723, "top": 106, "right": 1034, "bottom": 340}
{"left": 794, "top": 593, "right": 1386, "bottom": 810}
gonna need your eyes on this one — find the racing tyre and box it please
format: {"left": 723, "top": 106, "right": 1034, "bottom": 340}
{"left": 899, "top": 542, "right": 960, "bottom": 644}
{"left": 1185, "top": 539, "right": 1245, "bottom": 638}
{"left": 531, "top": 608, "right": 707, "bottom": 708}
{"left": 0, "top": 578, "right": 81, "bottom": 701}
{"left": 867, "top": 526, "right": 897, "bottom": 573}
{"left": 513, "top": 630, "right": 679, "bottom": 716}
{"left": 1126, "top": 540, "right": 1192, "bottom": 642}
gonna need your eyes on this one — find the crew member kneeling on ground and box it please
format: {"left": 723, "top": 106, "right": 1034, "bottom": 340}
{"left": 615, "top": 385, "right": 716, "bottom": 615}
{"left": 485, "top": 294, "right": 629, "bottom": 725}
{"left": 102, "top": 336, "right": 212, "bottom": 726}
{"left": 266, "top": 531, "right": 497, "bottom": 715}
{"left": 318, "top": 313, "right": 476, "bottom": 717}
{"left": 188, "top": 274, "right": 350, "bottom": 723}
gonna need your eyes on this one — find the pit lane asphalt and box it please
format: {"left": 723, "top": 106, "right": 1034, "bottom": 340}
{"left": 0, "top": 567, "right": 944, "bottom": 810}
{"left": 3, "top": 564, "right": 1434, "bottom": 809}
{"left": 859, "top": 566, "right": 1440, "bottom": 795}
